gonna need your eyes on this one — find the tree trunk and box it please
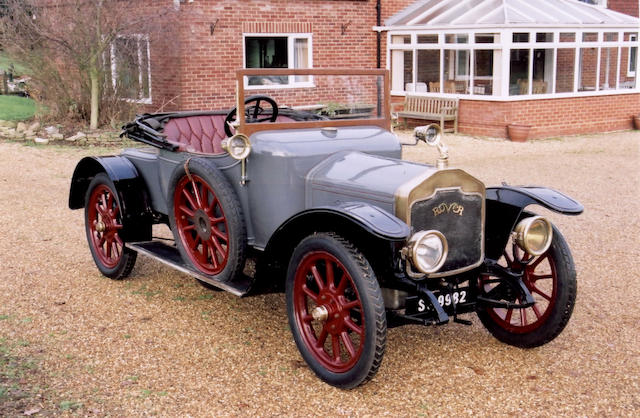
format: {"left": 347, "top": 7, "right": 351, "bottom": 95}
{"left": 89, "top": 65, "right": 99, "bottom": 130}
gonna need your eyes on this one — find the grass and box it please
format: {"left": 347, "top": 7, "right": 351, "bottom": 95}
{"left": 0, "top": 53, "right": 28, "bottom": 75}
{"left": 0, "top": 337, "right": 40, "bottom": 415}
{"left": 0, "top": 95, "right": 36, "bottom": 121}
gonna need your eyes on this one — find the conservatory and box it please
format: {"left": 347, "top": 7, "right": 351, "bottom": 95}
{"left": 377, "top": 0, "right": 640, "bottom": 138}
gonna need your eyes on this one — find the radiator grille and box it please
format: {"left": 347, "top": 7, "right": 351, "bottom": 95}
{"left": 410, "top": 188, "right": 483, "bottom": 274}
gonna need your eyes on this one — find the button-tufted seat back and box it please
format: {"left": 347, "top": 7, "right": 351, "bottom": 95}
{"left": 163, "top": 114, "right": 228, "bottom": 154}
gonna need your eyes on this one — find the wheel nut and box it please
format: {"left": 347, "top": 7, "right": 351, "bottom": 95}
{"left": 95, "top": 221, "right": 106, "bottom": 233}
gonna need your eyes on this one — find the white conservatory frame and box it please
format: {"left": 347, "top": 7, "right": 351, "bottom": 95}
{"left": 382, "top": 27, "right": 639, "bottom": 101}
{"left": 376, "top": 0, "right": 639, "bottom": 101}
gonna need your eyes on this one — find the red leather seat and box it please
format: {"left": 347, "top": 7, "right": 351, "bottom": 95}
{"left": 163, "top": 115, "right": 227, "bottom": 154}
{"left": 162, "top": 113, "right": 296, "bottom": 154}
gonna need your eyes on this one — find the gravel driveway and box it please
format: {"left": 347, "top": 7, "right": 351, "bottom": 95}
{"left": 1, "top": 131, "right": 639, "bottom": 416}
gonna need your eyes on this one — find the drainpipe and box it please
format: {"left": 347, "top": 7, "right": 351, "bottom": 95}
{"left": 376, "top": 0, "right": 381, "bottom": 68}
{"left": 376, "top": 0, "right": 382, "bottom": 116}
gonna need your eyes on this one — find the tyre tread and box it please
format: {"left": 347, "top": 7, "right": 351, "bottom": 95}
{"left": 325, "top": 232, "right": 387, "bottom": 386}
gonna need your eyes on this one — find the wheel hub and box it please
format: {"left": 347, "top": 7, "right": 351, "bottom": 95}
{"left": 315, "top": 291, "right": 349, "bottom": 334}
{"left": 311, "top": 305, "right": 329, "bottom": 322}
{"left": 95, "top": 221, "right": 106, "bottom": 233}
{"left": 192, "top": 209, "right": 212, "bottom": 240}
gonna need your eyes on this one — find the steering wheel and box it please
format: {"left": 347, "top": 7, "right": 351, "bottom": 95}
{"left": 224, "top": 95, "right": 279, "bottom": 137}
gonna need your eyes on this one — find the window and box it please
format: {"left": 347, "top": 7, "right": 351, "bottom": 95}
{"left": 244, "top": 34, "right": 312, "bottom": 87}
{"left": 578, "top": 0, "right": 607, "bottom": 6}
{"left": 629, "top": 34, "right": 637, "bottom": 77}
{"left": 110, "top": 35, "right": 152, "bottom": 103}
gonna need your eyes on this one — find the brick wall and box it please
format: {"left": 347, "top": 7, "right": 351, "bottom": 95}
{"left": 607, "top": 0, "right": 639, "bottom": 17}
{"left": 163, "top": 0, "right": 388, "bottom": 110}
{"left": 457, "top": 94, "right": 640, "bottom": 139}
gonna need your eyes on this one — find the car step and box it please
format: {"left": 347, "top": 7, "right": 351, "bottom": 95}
{"left": 126, "top": 241, "right": 253, "bottom": 297}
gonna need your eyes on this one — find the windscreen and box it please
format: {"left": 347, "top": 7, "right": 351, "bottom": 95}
{"left": 236, "top": 69, "right": 390, "bottom": 134}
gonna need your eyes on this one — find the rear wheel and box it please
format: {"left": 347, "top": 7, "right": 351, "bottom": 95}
{"left": 477, "top": 226, "right": 577, "bottom": 348}
{"left": 84, "top": 173, "right": 137, "bottom": 279}
{"left": 168, "top": 158, "right": 246, "bottom": 282}
{"left": 286, "top": 233, "right": 386, "bottom": 389}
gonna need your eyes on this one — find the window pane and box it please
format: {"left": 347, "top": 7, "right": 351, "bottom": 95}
{"left": 604, "top": 32, "right": 618, "bottom": 42}
{"left": 513, "top": 33, "right": 529, "bottom": 43}
{"left": 599, "top": 47, "right": 618, "bottom": 90}
{"left": 536, "top": 33, "right": 553, "bottom": 42}
{"left": 556, "top": 48, "right": 576, "bottom": 93}
{"left": 560, "top": 33, "right": 576, "bottom": 42}
{"left": 509, "top": 49, "right": 530, "bottom": 95}
{"left": 417, "top": 34, "right": 438, "bottom": 44}
{"left": 620, "top": 46, "right": 637, "bottom": 89}
{"left": 445, "top": 34, "right": 468, "bottom": 43}
{"left": 245, "top": 37, "right": 289, "bottom": 85}
{"left": 582, "top": 32, "right": 598, "bottom": 42}
{"left": 416, "top": 50, "right": 439, "bottom": 92}
{"left": 475, "top": 33, "right": 499, "bottom": 43}
{"left": 392, "top": 35, "right": 411, "bottom": 44}
{"left": 444, "top": 49, "right": 469, "bottom": 94}
{"left": 391, "top": 50, "right": 413, "bottom": 91}
{"left": 532, "top": 49, "right": 553, "bottom": 94}
{"left": 473, "top": 49, "right": 494, "bottom": 95}
{"left": 139, "top": 40, "right": 150, "bottom": 98}
{"left": 294, "top": 38, "right": 310, "bottom": 82}
{"left": 114, "top": 37, "right": 148, "bottom": 100}
{"left": 578, "top": 47, "right": 597, "bottom": 91}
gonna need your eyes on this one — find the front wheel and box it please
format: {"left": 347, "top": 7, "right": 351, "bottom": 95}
{"left": 477, "top": 225, "right": 577, "bottom": 348}
{"left": 286, "top": 233, "right": 386, "bottom": 389}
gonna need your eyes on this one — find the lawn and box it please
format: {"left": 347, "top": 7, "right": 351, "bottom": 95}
{"left": 0, "top": 95, "right": 36, "bottom": 121}
{"left": 0, "top": 53, "right": 28, "bottom": 75}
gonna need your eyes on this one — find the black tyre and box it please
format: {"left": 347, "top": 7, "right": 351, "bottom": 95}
{"left": 84, "top": 173, "right": 138, "bottom": 279}
{"left": 286, "top": 233, "right": 386, "bottom": 389}
{"left": 168, "top": 158, "right": 246, "bottom": 282}
{"left": 477, "top": 225, "right": 577, "bottom": 348}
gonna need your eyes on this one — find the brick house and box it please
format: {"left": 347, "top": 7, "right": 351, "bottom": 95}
{"left": 122, "top": 0, "right": 638, "bottom": 138}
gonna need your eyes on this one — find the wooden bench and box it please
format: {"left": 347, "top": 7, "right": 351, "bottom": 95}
{"left": 395, "top": 95, "right": 459, "bottom": 133}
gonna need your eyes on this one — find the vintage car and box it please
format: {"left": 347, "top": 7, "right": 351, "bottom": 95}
{"left": 69, "top": 69, "right": 582, "bottom": 389}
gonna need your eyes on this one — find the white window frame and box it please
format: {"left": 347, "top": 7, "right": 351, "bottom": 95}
{"left": 628, "top": 34, "right": 637, "bottom": 77}
{"left": 242, "top": 33, "right": 313, "bottom": 90}
{"left": 110, "top": 34, "right": 152, "bottom": 104}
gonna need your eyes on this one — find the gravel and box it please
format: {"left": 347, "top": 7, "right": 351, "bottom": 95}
{"left": 0, "top": 131, "right": 639, "bottom": 416}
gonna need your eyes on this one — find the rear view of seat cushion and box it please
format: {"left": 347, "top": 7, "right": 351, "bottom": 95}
{"left": 163, "top": 115, "right": 227, "bottom": 154}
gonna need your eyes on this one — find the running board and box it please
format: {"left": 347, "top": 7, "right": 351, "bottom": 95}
{"left": 126, "top": 241, "right": 253, "bottom": 297}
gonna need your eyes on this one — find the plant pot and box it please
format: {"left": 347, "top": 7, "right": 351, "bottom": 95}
{"left": 507, "top": 124, "right": 532, "bottom": 142}
{"left": 633, "top": 115, "right": 640, "bottom": 130}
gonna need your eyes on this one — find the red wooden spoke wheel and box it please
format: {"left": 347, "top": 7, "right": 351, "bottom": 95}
{"left": 84, "top": 173, "right": 138, "bottom": 280}
{"left": 477, "top": 226, "right": 577, "bottom": 348}
{"left": 87, "top": 184, "right": 124, "bottom": 269}
{"left": 293, "top": 250, "right": 365, "bottom": 373}
{"left": 286, "top": 233, "right": 386, "bottom": 389}
{"left": 173, "top": 174, "right": 230, "bottom": 275}
{"left": 485, "top": 247, "right": 558, "bottom": 333}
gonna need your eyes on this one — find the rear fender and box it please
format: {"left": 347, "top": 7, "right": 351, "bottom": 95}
{"left": 69, "top": 156, "right": 152, "bottom": 241}
{"left": 485, "top": 186, "right": 583, "bottom": 260}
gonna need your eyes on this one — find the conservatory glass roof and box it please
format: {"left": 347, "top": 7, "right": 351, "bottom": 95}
{"left": 384, "top": 0, "right": 640, "bottom": 27}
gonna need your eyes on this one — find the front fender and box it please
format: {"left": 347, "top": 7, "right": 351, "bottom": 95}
{"left": 68, "top": 156, "right": 151, "bottom": 241}
{"left": 485, "top": 186, "right": 583, "bottom": 260}
{"left": 260, "top": 202, "right": 409, "bottom": 285}
{"left": 296, "top": 202, "right": 410, "bottom": 241}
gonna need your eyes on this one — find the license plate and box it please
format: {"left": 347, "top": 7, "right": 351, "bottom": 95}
{"left": 409, "top": 288, "right": 469, "bottom": 314}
